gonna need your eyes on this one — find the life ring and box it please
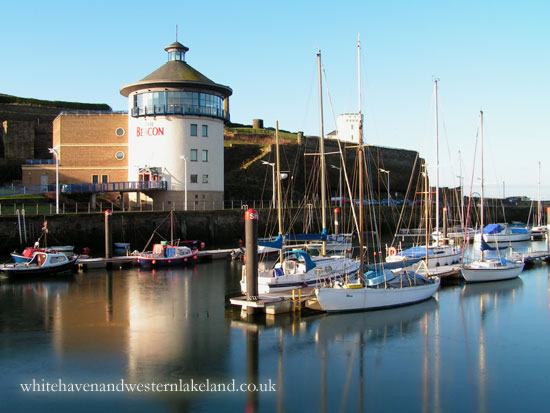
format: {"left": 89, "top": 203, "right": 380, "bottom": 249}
{"left": 388, "top": 247, "right": 397, "bottom": 256}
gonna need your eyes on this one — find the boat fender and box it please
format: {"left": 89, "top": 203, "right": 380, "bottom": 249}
{"left": 168, "top": 260, "right": 171, "bottom": 264}
{"left": 388, "top": 247, "right": 397, "bottom": 256}
{"left": 201, "top": 242, "right": 206, "bottom": 249}
{"left": 184, "top": 258, "right": 187, "bottom": 262}
{"left": 152, "top": 260, "right": 156, "bottom": 265}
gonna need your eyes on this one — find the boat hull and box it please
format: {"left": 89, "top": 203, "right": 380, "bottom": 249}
{"left": 136, "top": 254, "right": 197, "bottom": 268}
{"left": 240, "top": 257, "right": 360, "bottom": 295}
{"left": 315, "top": 278, "right": 440, "bottom": 312}
{"left": 1, "top": 258, "right": 77, "bottom": 277}
{"left": 461, "top": 261, "right": 524, "bottom": 283}
{"left": 386, "top": 246, "right": 461, "bottom": 268}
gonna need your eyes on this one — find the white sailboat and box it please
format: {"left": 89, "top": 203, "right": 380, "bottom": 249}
{"left": 239, "top": 52, "right": 359, "bottom": 295}
{"left": 315, "top": 38, "right": 440, "bottom": 312}
{"left": 461, "top": 111, "right": 524, "bottom": 283}
{"left": 386, "top": 78, "right": 461, "bottom": 269}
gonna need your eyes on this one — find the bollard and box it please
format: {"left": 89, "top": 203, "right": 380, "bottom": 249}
{"left": 245, "top": 209, "right": 259, "bottom": 316}
{"left": 105, "top": 209, "right": 112, "bottom": 258}
{"left": 334, "top": 207, "right": 340, "bottom": 236}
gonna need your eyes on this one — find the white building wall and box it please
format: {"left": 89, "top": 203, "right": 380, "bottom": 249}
{"left": 327, "top": 113, "right": 363, "bottom": 144}
{"left": 127, "top": 92, "right": 224, "bottom": 194}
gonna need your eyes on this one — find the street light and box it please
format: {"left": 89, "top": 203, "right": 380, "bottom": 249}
{"left": 261, "top": 161, "right": 276, "bottom": 208}
{"left": 379, "top": 168, "right": 390, "bottom": 205}
{"left": 179, "top": 155, "right": 188, "bottom": 211}
{"left": 48, "top": 147, "right": 59, "bottom": 214}
{"left": 330, "top": 164, "right": 342, "bottom": 207}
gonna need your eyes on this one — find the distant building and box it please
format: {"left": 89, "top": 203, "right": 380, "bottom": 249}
{"left": 326, "top": 113, "right": 363, "bottom": 144}
{"left": 22, "top": 40, "right": 232, "bottom": 209}
{"left": 22, "top": 112, "right": 128, "bottom": 188}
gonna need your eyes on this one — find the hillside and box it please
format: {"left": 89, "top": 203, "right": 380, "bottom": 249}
{"left": 223, "top": 124, "right": 423, "bottom": 203}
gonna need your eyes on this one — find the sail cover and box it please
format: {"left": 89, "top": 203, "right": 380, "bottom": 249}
{"left": 483, "top": 224, "right": 502, "bottom": 234}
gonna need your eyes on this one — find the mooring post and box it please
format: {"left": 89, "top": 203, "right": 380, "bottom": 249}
{"left": 245, "top": 208, "right": 259, "bottom": 316}
{"left": 105, "top": 209, "right": 112, "bottom": 258}
{"left": 334, "top": 207, "right": 340, "bottom": 236}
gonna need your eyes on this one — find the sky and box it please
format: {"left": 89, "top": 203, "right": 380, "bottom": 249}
{"left": 2, "top": 0, "right": 549, "bottom": 199}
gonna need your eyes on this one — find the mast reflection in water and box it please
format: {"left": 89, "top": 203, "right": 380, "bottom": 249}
{"left": 1, "top": 259, "right": 550, "bottom": 411}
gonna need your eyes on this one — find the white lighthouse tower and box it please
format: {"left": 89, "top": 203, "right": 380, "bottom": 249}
{"left": 120, "top": 41, "right": 232, "bottom": 208}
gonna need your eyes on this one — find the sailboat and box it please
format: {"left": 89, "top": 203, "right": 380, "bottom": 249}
{"left": 386, "top": 78, "right": 461, "bottom": 269}
{"left": 315, "top": 38, "right": 440, "bottom": 312}
{"left": 530, "top": 162, "right": 547, "bottom": 239}
{"left": 239, "top": 54, "right": 359, "bottom": 295}
{"left": 461, "top": 111, "right": 524, "bottom": 283}
{"left": 135, "top": 210, "right": 198, "bottom": 268}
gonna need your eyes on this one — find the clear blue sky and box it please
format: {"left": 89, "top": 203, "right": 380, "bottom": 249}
{"left": 2, "top": 0, "right": 549, "bottom": 199}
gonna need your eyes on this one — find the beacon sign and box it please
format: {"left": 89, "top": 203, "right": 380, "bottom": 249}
{"left": 136, "top": 126, "right": 165, "bottom": 137}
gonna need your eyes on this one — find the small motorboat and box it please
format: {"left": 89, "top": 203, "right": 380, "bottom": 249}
{"left": 11, "top": 243, "right": 75, "bottom": 263}
{"left": 136, "top": 243, "right": 198, "bottom": 268}
{"left": 1, "top": 252, "right": 77, "bottom": 277}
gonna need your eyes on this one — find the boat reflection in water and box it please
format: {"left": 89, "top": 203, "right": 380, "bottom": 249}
{"left": 460, "top": 277, "right": 523, "bottom": 413}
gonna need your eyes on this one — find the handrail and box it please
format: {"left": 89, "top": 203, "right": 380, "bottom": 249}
{"left": 0, "top": 181, "right": 168, "bottom": 196}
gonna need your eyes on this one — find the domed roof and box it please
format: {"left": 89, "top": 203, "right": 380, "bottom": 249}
{"left": 120, "top": 42, "right": 232, "bottom": 98}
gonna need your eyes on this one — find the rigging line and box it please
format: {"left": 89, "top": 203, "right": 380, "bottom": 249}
{"left": 321, "top": 65, "right": 338, "bottom": 133}
{"left": 461, "top": 128, "right": 480, "bottom": 258}
{"left": 141, "top": 213, "right": 171, "bottom": 253}
{"left": 391, "top": 153, "right": 420, "bottom": 246}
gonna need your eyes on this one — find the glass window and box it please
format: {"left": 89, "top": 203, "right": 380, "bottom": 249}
{"left": 202, "top": 174, "right": 209, "bottom": 184}
{"left": 202, "top": 150, "right": 208, "bottom": 162}
{"left": 202, "top": 125, "right": 208, "bottom": 137}
{"left": 190, "top": 174, "right": 198, "bottom": 183}
{"left": 115, "top": 151, "right": 125, "bottom": 160}
{"left": 190, "top": 124, "right": 198, "bottom": 136}
{"left": 92, "top": 175, "right": 99, "bottom": 184}
{"left": 115, "top": 127, "right": 125, "bottom": 137}
{"left": 101, "top": 175, "right": 108, "bottom": 184}
{"left": 190, "top": 149, "right": 198, "bottom": 161}
{"left": 131, "top": 91, "right": 225, "bottom": 119}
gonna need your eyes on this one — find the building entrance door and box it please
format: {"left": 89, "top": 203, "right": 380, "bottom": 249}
{"left": 40, "top": 175, "right": 48, "bottom": 192}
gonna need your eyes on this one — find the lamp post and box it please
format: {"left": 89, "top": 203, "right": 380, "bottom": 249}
{"left": 48, "top": 147, "right": 59, "bottom": 214}
{"left": 261, "top": 161, "right": 276, "bottom": 208}
{"left": 330, "top": 164, "right": 342, "bottom": 207}
{"left": 179, "top": 155, "right": 188, "bottom": 211}
{"left": 379, "top": 168, "right": 390, "bottom": 205}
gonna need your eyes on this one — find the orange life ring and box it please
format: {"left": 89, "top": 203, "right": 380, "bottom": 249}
{"left": 388, "top": 247, "right": 397, "bottom": 256}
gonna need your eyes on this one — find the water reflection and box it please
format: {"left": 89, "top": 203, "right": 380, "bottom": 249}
{"left": 1, "top": 262, "right": 231, "bottom": 410}
{"left": 1, "top": 261, "right": 549, "bottom": 412}
{"left": 460, "top": 277, "right": 523, "bottom": 413}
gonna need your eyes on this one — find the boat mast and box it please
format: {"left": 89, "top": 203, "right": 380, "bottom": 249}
{"left": 276, "top": 121, "right": 284, "bottom": 264}
{"left": 170, "top": 208, "right": 174, "bottom": 245}
{"left": 480, "top": 110, "right": 485, "bottom": 262}
{"left": 434, "top": 78, "right": 440, "bottom": 246}
{"left": 538, "top": 161, "right": 541, "bottom": 227}
{"left": 317, "top": 50, "right": 327, "bottom": 257}
{"left": 459, "top": 150, "right": 464, "bottom": 228}
{"left": 357, "top": 35, "right": 365, "bottom": 272}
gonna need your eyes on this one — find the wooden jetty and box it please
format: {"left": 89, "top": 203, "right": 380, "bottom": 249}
{"left": 77, "top": 256, "right": 137, "bottom": 270}
{"left": 230, "top": 288, "right": 316, "bottom": 316}
{"left": 511, "top": 250, "right": 550, "bottom": 266}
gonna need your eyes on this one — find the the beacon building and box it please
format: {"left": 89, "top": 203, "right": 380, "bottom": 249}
{"left": 120, "top": 41, "right": 232, "bottom": 208}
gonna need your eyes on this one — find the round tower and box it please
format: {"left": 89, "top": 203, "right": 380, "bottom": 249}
{"left": 120, "top": 41, "right": 232, "bottom": 208}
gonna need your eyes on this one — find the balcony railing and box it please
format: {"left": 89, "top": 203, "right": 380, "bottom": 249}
{"left": 0, "top": 181, "right": 167, "bottom": 196}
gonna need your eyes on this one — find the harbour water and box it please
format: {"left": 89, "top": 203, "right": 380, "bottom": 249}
{"left": 2, "top": 242, "right": 550, "bottom": 412}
